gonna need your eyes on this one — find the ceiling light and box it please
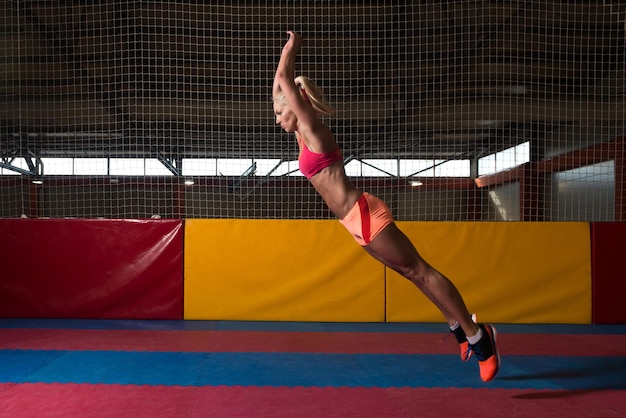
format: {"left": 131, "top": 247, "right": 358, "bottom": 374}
{"left": 409, "top": 180, "right": 423, "bottom": 187}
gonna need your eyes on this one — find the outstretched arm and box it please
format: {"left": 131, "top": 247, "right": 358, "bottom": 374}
{"left": 273, "top": 31, "right": 300, "bottom": 98}
{"left": 273, "top": 31, "right": 319, "bottom": 130}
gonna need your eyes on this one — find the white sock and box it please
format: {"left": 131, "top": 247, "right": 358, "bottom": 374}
{"left": 467, "top": 328, "right": 483, "bottom": 345}
{"left": 449, "top": 321, "right": 460, "bottom": 332}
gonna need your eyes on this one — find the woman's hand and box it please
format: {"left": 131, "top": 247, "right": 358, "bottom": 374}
{"left": 282, "top": 31, "right": 302, "bottom": 56}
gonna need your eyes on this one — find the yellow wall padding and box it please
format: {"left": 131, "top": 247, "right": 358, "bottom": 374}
{"left": 184, "top": 219, "right": 384, "bottom": 321}
{"left": 386, "top": 222, "right": 592, "bottom": 324}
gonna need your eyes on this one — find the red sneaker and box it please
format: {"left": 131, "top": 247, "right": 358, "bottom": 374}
{"left": 451, "top": 328, "right": 472, "bottom": 362}
{"left": 450, "top": 313, "right": 477, "bottom": 362}
{"left": 469, "top": 323, "right": 501, "bottom": 382}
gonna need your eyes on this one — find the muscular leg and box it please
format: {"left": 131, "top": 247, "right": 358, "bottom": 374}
{"left": 364, "top": 223, "right": 479, "bottom": 337}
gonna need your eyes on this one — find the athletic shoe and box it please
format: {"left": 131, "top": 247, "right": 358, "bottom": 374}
{"left": 469, "top": 323, "right": 501, "bottom": 382}
{"left": 450, "top": 313, "right": 477, "bottom": 362}
{"left": 451, "top": 326, "right": 472, "bottom": 361}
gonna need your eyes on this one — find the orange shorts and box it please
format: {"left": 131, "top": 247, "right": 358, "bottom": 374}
{"left": 339, "top": 192, "right": 394, "bottom": 246}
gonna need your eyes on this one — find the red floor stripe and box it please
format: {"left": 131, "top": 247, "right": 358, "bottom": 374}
{"left": 1, "top": 383, "right": 624, "bottom": 418}
{"left": 1, "top": 329, "right": 625, "bottom": 356}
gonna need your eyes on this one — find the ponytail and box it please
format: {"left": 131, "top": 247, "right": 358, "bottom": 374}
{"left": 294, "top": 76, "right": 335, "bottom": 116}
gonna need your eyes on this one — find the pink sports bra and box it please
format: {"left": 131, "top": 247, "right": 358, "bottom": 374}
{"left": 298, "top": 138, "right": 343, "bottom": 179}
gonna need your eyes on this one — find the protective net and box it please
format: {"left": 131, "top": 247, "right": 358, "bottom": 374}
{"left": 1, "top": 1, "right": 625, "bottom": 220}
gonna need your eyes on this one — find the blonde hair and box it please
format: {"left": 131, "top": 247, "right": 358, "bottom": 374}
{"left": 274, "top": 76, "right": 334, "bottom": 116}
{"left": 294, "top": 76, "right": 334, "bottom": 116}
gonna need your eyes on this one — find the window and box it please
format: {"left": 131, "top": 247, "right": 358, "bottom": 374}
{"left": 479, "top": 142, "right": 530, "bottom": 176}
{"left": 4, "top": 157, "right": 474, "bottom": 178}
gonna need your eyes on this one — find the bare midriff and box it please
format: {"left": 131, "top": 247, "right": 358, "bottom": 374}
{"left": 308, "top": 161, "right": 363, "bottom": 219}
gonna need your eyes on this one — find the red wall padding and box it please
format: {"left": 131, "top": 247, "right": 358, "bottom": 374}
{"left": 591, "top": 222, "right": 626, "bottom": 324}
{"left": 0, "top": 219, "right": 183, "bottom": 319}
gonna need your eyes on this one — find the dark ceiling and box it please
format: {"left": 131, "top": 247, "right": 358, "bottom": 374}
{"left": 1, "top": 1, "right": 625, "bottom": 173}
